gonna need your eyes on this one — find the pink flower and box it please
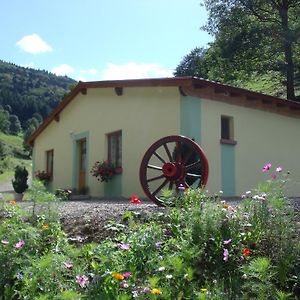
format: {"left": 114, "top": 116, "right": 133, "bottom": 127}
{"left": 1, "top": 240, "right": 9, "bottom": 245}
{"left": 15, "top": 240, "right": 25, "bottom": 249}
{"left": 122, "top": 272, "right": 132, "bottom": 278}
{"left": 272, "top": 174, "right": 277, "bottom": 180}
{"left": 223, "top": 239, "right": 232, "bottom": 245}
{"left": 276, "top": 166, "right": 282, "bottom": 173}
{"left": 130, "top": 195, "right": 141, "bottom": 205}
{"left": 63, "top": 261, "right": 73, "bottom": 269}
{"left": 223, "top": 248, "right": 229, "bottom": 262}
{"left": 262, "top": 163, "right": 272, "bottom": 173}
{"left": 76, "top": 275, "right": 89, "bottom": 288}
{"left": 116, "top": 243, "right": 130, "bottom": 250}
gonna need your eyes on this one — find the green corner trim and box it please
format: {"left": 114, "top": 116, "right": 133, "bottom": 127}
{"left": 180, "top": 96, "right": 202, "bottom": 144}
{"left": 104, "top": 174, "right": 122, "bottom": 197}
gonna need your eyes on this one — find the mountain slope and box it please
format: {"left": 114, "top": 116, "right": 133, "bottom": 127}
{"left": 0, "top": 60, "right": 76, "bottom": 126}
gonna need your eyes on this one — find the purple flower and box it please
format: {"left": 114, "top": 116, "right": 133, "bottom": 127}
{"left": 132, "top": 290, "right": 139, "bottom": 298}
{"left": 262, "top": 163, "right": 272, "bottom": 173}
{"left": 155, "top": 241, "right": 163, "bottom": 248}
{"left": 120, "top": 280, "right": 129, "bottom": 288}
{"left": 1, "top": 240, "right": 9, "bottom": 245}
{"left": 16, "top": 273, "right": 23, "bottom": 280}
{"left": 143, "top": 286, "right": 151, "bottom": 293}
{"left": 223, "top": 239, "right": 232, "bottom": 245}
{"left": 15, "top": 240, "right": 25, "bottom": 249}
{"left": 76, "top": 275, "right": 89, "bottom": 288}
{"left": 223, "top": 248, "right": 229, "bottom": 262}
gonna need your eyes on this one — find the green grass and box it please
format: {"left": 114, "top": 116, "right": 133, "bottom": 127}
{"left": 0, "top": 132, "right": 23, "bottom": 148}
{"left": 0, "top": 158, "right": 32, "bottom": 182}
{"left": 0, "top": 132, "right": 31, "bottom": 184}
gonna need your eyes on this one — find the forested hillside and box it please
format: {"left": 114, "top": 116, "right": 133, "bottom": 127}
{"left": 0, "top": 60, "right": 76, "bottom": 128}
{"left": 175, "top": 0, "right": 300, "bottom": 101}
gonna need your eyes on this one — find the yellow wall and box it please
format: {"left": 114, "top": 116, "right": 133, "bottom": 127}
{"left": 33, "top": 87, "right": 180, "bottom": 197}
{"left": 201, "top": 98, "right": 300, "bottom": 196}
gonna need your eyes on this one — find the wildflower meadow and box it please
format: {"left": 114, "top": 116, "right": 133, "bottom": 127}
{"left": 0, "top": 165, "right": 299, "bottom": 299}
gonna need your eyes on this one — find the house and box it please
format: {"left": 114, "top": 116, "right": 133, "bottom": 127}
{"left": 28, "top": 77, "right": 300, "bottom": 199}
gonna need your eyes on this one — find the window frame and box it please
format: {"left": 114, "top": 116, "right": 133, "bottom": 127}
{"left": 46, "top": 149, "right": 54, "bottom": 179}
{"left": 220, "top": 116, "right": 237, "bottom": 145}
{"left": 107, "top": 130, "right": 122, "bottom": 173}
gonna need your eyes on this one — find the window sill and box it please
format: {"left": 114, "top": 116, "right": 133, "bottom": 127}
{"left": 115, "top": 167, "right": 123, "bottom": 174}
{"left": 220, "top": 139, "right": 237, "bottom": 145}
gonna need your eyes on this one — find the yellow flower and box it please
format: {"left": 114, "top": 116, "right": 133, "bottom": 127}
{"left": 9, "top": 200, "right": 16, "bottom": 205}
{"left": 42, "top": 224, "right": 49, "bottom": 229}
{"left": 112, "top": 273, "right": 124, "bottom": 280}
{"left": 151, "top": 288, "right": 162, "bottom": 294}
{"left": 201, "top": 288, "right": 208, "bottom": 293}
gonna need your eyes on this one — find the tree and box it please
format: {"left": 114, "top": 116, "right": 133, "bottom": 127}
{"left": 174, "top": 47, "right": 209, "bottom": 78}
{"left": 23, "top": 124, "right": 36, "bottom": 156}
{"left": 0, "top": 107, "right": 10, "bottom": 133}
{"left": 9, "top": 114, "right": 22, "bottom": 135}
{"left": 203, "top": 0, "right": 300, "bottom": 100}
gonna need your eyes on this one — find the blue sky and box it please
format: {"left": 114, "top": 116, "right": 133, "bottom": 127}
{"left": 1, "top": 0, "right": 213, "bottom": 81}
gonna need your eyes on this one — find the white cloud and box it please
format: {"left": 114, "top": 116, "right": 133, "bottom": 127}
{"left": 101, "top": 62, "right": 173, "bottom": 80}
{"left": 80, "top": 68, "right": 97, "bottom": 75}
{"left": 51, "top": 64, "right": 74, "bottom": 76}
{"left": 16, "top": 34, "right": 53, "bottom": 54}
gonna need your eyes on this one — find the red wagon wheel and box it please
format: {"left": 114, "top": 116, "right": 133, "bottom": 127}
{"left": 139, "top": 135, "right": 209, "bottom": 206}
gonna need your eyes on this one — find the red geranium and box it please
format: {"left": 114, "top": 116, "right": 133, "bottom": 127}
{"left": 90, "top": 160, "right": 116, "bottom": 182}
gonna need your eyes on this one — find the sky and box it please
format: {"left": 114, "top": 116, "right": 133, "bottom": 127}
{"left": 0, "top": 0, "right": 213, "bottom": 82}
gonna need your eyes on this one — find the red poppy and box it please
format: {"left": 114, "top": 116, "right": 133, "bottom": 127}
{"left": 130, "top": 195, "right": 141, "bottom": 204}
{"left": 242, "top": 248, "right": 251, "bottom": 257}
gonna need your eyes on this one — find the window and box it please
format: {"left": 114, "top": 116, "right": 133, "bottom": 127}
{"left": 46, "top": 150, "right": 54, "bottom": 178}
{"left": 221, "top": 116, "right": 237, "bottom": 145}
{"left": 107, "top": 130, "right": 122, "bottom": 169}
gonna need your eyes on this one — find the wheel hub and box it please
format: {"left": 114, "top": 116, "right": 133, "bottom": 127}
{"left": 162, "top": 162, "right": 183, "bottom": 180}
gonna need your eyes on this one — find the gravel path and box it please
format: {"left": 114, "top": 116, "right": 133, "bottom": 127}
{"left": 56, "top": 197, "right": 300, "bottom": 243}
{"left": 2, "top": 192, "right": 299, "bottom": 243}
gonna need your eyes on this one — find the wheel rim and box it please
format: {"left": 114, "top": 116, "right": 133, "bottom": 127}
{"left": 139, "top": 135, "right": 209, "bottom": 206}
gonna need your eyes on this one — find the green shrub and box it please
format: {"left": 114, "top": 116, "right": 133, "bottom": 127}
{"left": 11, "top": 165, "right": 28, "bottom": 194}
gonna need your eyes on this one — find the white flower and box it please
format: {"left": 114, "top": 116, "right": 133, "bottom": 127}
{"left": 166, "top": 274, "right": 173, "bottom": 279}
{"left": 158, "top": 266, "right": 165, "bottom": 272}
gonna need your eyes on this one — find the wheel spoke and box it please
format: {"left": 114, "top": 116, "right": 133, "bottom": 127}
{"left": 147, "top": 174, "right": 165, "bottom": 183}
{"left": 186, "top": 173, "right": 202, "bottom": 178}
{"left": 147, "top": 164, "right": 162, "bottom": 171}
{"left": 183, "top": 181, "right": 191, "bottom": 189}
{"left": 152, "top": 179, "right": 169, "bottom": 196}
{"left": 168, "top": 180, "right": 174, "bottom": 190}
{"left": 153, "top": 151, "right": 166, "bottom": 164}
{"left": 163, "top": 143, "right": 173, "bottom": 161}
{"left": 185, "top": 160, "right": 201, "bottom": 171}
